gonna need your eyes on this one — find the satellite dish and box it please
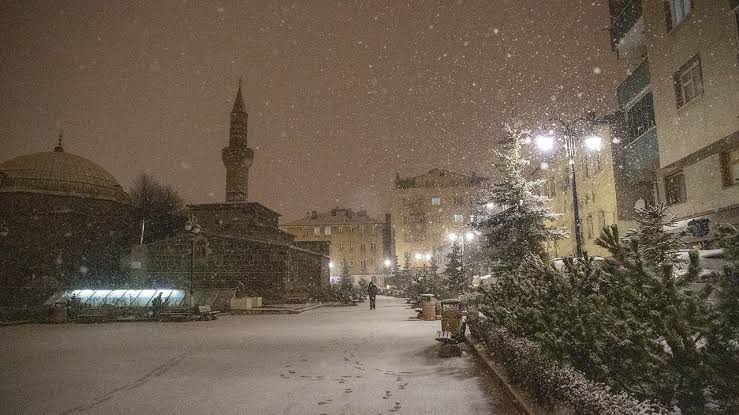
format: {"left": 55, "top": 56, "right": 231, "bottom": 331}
{"left": 634, "top": 198, "right": 646, "bottom": 210}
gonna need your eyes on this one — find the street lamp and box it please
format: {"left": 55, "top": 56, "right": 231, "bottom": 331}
{"left": 534, "top": 116, "right": 604, "bottom": 258}
{"left": 184, "top": 217, "right": 201, "bottom": 308}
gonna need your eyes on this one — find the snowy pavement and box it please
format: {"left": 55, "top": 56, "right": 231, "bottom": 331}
{"left": 0, "top": 296, "right": 518, "bottom": 415}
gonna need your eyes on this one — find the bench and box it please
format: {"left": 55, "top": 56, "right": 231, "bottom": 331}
{"left": 197, "top": 305, "right": 218, "bottom": 321}
{"left": 435, "top": 330, "right": 462, "bottom": 358}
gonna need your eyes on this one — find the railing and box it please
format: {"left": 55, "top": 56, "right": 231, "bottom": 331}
{"left": 610, "top": 0, "right": 642, "bottom": 49}
{"left": 617, "top": 58, "right": 650, "bottom": 108}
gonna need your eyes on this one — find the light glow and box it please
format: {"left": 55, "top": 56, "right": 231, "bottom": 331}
{"left": 534, "top": 134, "right": 555, "bottom": 152}
{"left": 585, "top": 135, "right": 603, "bottom": 151}
{"left": 465, "top": 231, "right": 475, "bottom": 241}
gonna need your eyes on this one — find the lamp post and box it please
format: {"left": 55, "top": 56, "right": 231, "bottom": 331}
{"left": 534, "top": 116, "right": 604, "bottom": 258}
{"left": 184, "top": 217, "right": 201, "bottom": 308}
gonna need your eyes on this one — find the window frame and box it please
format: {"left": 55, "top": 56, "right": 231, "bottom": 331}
{"left": 720, "top": 148, "right": 739, "bottom": 188}
{"left": 664, "top": 171, "right": 687, "bottom": 206}
{"left": 674, "top": 55, "right": 703, "bottom": 108}
{"left": 664, "top": 0, "right": 692, "bottom": 32}
{"left": 431, "top": 197, "right": 441, "bottom": 206}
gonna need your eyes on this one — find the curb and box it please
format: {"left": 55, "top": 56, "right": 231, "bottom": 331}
{"left": 231, "top": 303, "right": 328, "bottom": 315}
{"left": 466, "top": 333, "right": 542, "bottom": 415}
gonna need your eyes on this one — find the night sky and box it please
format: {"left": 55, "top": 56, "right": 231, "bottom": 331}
{"left": 1, "top": 1, "right": 625, "bottom": 221}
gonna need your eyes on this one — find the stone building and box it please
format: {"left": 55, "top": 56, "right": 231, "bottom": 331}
{"left": 130, "top": 83, "right": 329, "bottom": 303}
{"left": 280, "top": 208, "right": 391, "bottom": 286}
{"left": 0, "top": 135, "right": 131, "bottom": 304}
{"left": 608, "top": 0, "right": 739, "bottom": 246}
{"left": 391, "top": 169, "right": 486, "bottom": 270}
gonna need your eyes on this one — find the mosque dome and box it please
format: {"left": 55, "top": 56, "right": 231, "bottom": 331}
{"left": 0, "top": 138, "right": 129, "bottom": 204}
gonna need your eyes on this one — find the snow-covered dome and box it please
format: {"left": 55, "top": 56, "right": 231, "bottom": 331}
{"left": 0, "top": 140, "right": 128, "bottom": 204}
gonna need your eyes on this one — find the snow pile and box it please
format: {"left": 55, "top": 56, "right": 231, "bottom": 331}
{"left": 468, "top": 313, "right": 677, "bottom": 415}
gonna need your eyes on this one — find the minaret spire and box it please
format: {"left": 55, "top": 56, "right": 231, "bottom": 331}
{"left": 54, "top": 130, "right": 64, "bottom": 152}
{"left": 232, "top": 77, "right": 246, "bottom": 113}
{"left": 222, "top": 80, "right": 254, "bottom": 202}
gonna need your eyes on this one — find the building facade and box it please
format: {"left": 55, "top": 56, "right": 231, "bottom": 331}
{"left": 391, "top": 169, "right": 485, "bottom": 269}
{"left": 130, "top": 83, "right": 330, "bottom": 303}
{"left": 610, "top": 0, "right": 739, "bottom": 246}
{"left": 280, "top": 208, "right": 390, "bottom": 286}
{"left": 541, "top": 124, "right": 623, "bottom": 258}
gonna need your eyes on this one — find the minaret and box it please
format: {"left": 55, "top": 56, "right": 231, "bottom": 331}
{"left": 222, "top": 79, "right": 254, "bottom": 202}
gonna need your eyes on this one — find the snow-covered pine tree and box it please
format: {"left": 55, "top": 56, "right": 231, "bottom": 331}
{"left": 339, "top": 259, "right": 352, "bottom": 292}
{"left": 627, "top": 203, "right": 683, "bottom": 267}
{"left": 444, "top": 242, "right": 465, "bottom": 295}
{"left": 478, "top": 124, "right": 564, "bottom": 268}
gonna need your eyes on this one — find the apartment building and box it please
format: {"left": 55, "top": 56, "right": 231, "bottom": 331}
{"left": 610, "top": 0, "right": 739, "bottom": 246}
{"left": 390, "top": 169, "right": 485, "bottom": 269}
{"left": 280, "top": 208, "right": 391, "bottom": 285}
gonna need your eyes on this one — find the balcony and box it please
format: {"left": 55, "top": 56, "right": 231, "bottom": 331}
{"left": 610, "top": 0, "right": 644, "bottom": 50}
{"left": 617, "top": 59, "right": 650, "bottom": 108}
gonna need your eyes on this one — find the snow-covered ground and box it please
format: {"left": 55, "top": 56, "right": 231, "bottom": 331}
{"left": 0, "top": 296, "right": 517, "bottom": 415}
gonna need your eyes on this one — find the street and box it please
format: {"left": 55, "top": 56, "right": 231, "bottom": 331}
{"left": 0, "top": 296, "right": 518, "bottom": 415}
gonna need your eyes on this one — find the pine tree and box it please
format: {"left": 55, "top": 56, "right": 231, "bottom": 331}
{"left": 478, "top": 124, "right": 564, "bottom": 269}
{"left": 444, "top": 242, "right": 465, "bottom": 295}
{"left": 627, "top": 203, "right": 683, "bottom": 267}
{"left": 339, "top": 259, "right": 352, "bottom": 292}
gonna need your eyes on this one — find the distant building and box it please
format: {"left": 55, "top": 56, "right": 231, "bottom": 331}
{"left": 280, "top": 208, "right": 391, "bottom": 287}
{"left": 130, "top": 82, "right": 329, "bottom": 303}
{"left": 609, "top": 0, "right": 739, "bottom": 246}
{"left": 0, "top": 134, "right": 131, "bottom": 304}
{"left": 391, "top": 169, "right": 485, "bottom": 270}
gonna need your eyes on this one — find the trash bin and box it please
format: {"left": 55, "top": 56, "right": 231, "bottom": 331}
{"left": 440, "top": 299, "right": 462, "bottom": 334}
{"left": 420, "top": 294, "right": 437, "bottom": 321}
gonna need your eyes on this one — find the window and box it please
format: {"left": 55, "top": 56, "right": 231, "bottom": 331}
{"left": 595, "top": 153, "right": 602, "bottom": 172}
{"left": 453, "top": 214, "right": 464, "bottom": 223}
{"left": 338, "top": 226, "right": 344, "bottom": 233}
{"left": 313, "top": 226, "right": 320, "bottom": 236}
{"left": 431, "top": 197, "right": 441, "bottom": 206}
{"left": 360, "top": 260, "right": 367, "bottom": 268}
{"left": 304, "top": 228, "right": 310, "bottom": 237}
{"left": 370, "top": 242, "right": 377, "bottom": 251}
{"left": 625, "top": 92, "right": 655, "bottom": 141}
{"left": 453, "top": 196, "right": 463, "bottom": 205}
{"left": 469, "top": 215, "right": 475, "bottom": 224}
{"left": 360, "top": 242, "right": 366, "bottom": 251}
{"left": 591, "top": 191, "right": 597, "bottom": 204}
{"left": 586, "top": 215, "right": 594, "bottom": 239}
{"left": 349, "top": 259, "right": 354, "bottom": 267}
{"left": 582, "top": 154, "right": 590, "bottom": 178}
{"left": 598, "top": 210, "right": 606, "bottom": 230}
{"left": 339, "top": 242, "right": 344, "bottom": 250}
{"left": 664, "top": 0, "right": 691, "bottom": 31}
{"left": 720, "top": 148, "right": 739, "bottom": 187}
{"left": 674, "top": 55, "right": 703, "bottom": 108}
{"left": 359, "top": 226, "right": 365, "bottom": 235}
{"left": 349, "top": 242, "right": 354, "bottom": 250}
{"left": 324, "top": 226, "right": 331, "bottom": 236}
{"left": 665, "top": 171, "right": 687, "bottom": 205}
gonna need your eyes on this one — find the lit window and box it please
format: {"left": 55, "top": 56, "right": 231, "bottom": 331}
{"left": 431, "top": 197, "right": 441, "bottom": 206}
{"left": 674, "top": 55, "right": 703, "bottom": 108}
{"left": 720, "top": 148, "right": 739, "bottom": 187}
{"left": 453, "top": 214, "right": 464, "bottom": 223}
{"left": 313, "top": 227, "right": 320, "bottom": 236}
{"left": 664, "top": 0, "right": 691, "bottom": 31}
{"left": 665, "top": 171, "right": 687, "bottom": 205}
{"left": 324, "top": 226, "right": 331, "bottom": 235}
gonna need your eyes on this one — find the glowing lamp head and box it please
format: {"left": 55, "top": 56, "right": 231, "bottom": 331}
{"left": 414, "top": 253, "right": 423, "bottom": 260}
{"left": 384, "top": 259, "right": 392, "bottom": 267}
{"left": 424, "top": 253, "right": 432, "bottom": 261}
{"left": 447, "top": 233, "right": 458, "bottom": 242}
{"left": 585, "top": 135, "right": 603, "bottom": 151}
{"left": 534, "top": 134, "right": 555, "bottom": 152}
{"left": 465, "top": 231, "right": 475, "bottom": 241}
{"left": 329, "top": 262, "right": 334, "bottom": 269}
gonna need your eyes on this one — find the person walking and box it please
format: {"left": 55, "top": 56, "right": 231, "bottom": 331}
{"left": 151, "top": 292, "right": 164, "bottom": 318}
{"left": 367, "top": 282, "right": 378, "bottom": 310}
